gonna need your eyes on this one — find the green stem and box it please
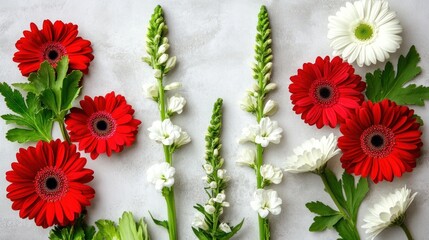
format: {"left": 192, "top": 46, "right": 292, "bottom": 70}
{"left": 157, "top": 73, "right": 177, "bottom": 239}
{"left": 319, "top": 172, "right": 359, "bottom": 239}
{"left": 165, "top": 188, "right": 177, "bottom": 240}
{"left": 58, "top": 119, "right": 71, "bottom": 144}
{"left": 399, "top": 223, "right": 413, "bottom": 240}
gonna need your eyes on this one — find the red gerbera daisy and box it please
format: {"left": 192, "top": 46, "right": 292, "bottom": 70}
{"left": 338, "top": 100, "right": 422, "bottom": 183}
{"left": 289, "top": 56, "right": 366, "bottom": 128}
{"left": 5, "top": 139, "right": 95, "bottom": 228}
{"left": 13, "top": 19, "right": 94, "bottom": 76}
{"left": 65, "top": 91, "right": 141, "bottom": 160}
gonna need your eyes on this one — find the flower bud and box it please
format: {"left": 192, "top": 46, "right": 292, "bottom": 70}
{"left": 154, "top": 69, "right": 162, "bottom": 78}
{"left": 158, "top": 43, "right": 170, "bottom": 54}
{"left": 209, "top": 181, "right": 217, "bottom": 189}
{"left": 203, "top": 164, "right": 213, "bottom": 174}
{"left": 158, "top": 54, "right": 169, "bottom": 64}
{"left": 265, "top": 83, "right": 277, "bottom": 92}
{"left": 263, "top": 100, "right": 278, "bottom": 116}
{"left": 166, "top": 56, "right": 177, "bottom": 69}
{"left": 204, "top": 205, "right": 216, "bottom": 214}
{"left": 164, "top": 82, "right": 182, "bottom": 91}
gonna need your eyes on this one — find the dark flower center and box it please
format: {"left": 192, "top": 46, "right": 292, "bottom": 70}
{"left": 48, "top": 50, "right": 59, "bottom": 60}
{"left": 35, "top": 166, "right": 68, "bottom": 202}
{"left": 319, "top": 87, "right": 331, "bottom": 99}
{"left": 41, "top": 42, "right": 67, "bottom": 65}
{"left": 310, "top": 80, "right": 339, "bottom": 107}
{"left": 89, "top": 112, "right": 116, "bottom": 138}
{"left": 45, "top": 177, "right": 58, "bottom": 190}
{"left": 370, "top": 135, "right": 384, "bottom": 148}
{"left": 361, "top": 125, "right": 395, "bottom": 158}
{"left": 96, "top": 120, "right": 108, "bottom": 131}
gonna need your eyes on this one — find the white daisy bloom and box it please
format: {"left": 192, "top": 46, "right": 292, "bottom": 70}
{"left": 142, "top": 83, "right": 158, "bottom": 100}
{"left": 239, "top": 117, "right": 283, "bottom": 147}
{"left": 167, "top": 95, "right": 187, "bottom": 114}
{"left": 146, "top": 162, "right": 175, "bottom": 191}
{"left": 328, "top": 0, "right": 402, "bottom": 66}
{"left": 192, "top": 213, "right": 209, "bottom": 231}
{"left": 362, "top": 186, "right": 417, "bottom": 240}
{"left": 285, "top": 133, "right": 341, "bottom": 173}
{"left": 219, "top": 222, "right": 232, "bottom": 233}
{"left": 260, "top": 164, "right": 283, "bottom": 184}
{"left": 148, "top": 119, "right": 181, "bottom": 145}
{"left": 236, "top": 148, "right": 256, "bottom": 167}
{"left": 250, "top": 189, "right": 282, "bottom": 218}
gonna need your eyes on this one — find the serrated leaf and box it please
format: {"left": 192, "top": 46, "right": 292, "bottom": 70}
{"left": 352, "top": 177, "right": 369, "bottom": 221}
{"left": 0, "top": 83, "right": 53, "bottom": 143}
{"left": 306, "top": 201, "right": 338, "bottom": 216}
{"left": 309, "top": 214, "right": 343, "bottom": 232}
{"left": 334, "top": 219, "right": 359, "bottom": 240}
{"left": 94, "top": 220, "right": 120, "bottom": 240}
{"left": 118, "top": 212, "right": 150, "bottom": 240}
{"left": 365, "top": 45, "right": 428, "bottom": 106}
{"left": 61, "top": 70, "right": 82, "bottom": 111}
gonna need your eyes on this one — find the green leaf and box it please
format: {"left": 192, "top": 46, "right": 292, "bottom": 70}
{"left": 94, "top": 220, "right": 120, "bottom": 240}
{"left": 0, "top": 83, "right": 53, "bottom": 143}
{"left": 334, "top": 219, "right": 359, "bottom": 240}
{"left": 118, "top": 212, "right": 150, "bottom": 240}
{"left": 365, "top": 45, "right": 428, "bottom": 106}
{"left": 324, "top": 169, "right": 346, "bottom": 208}
{"left": 219, "top": 219, "right": 245, "bottom": 240}
{"left": 149, "top": 211, "right": 169, "bottom": 230}
{"left": 309, "top": 214, "right": 343, "bottom": 232}
{"left": 306, "top": 201, "right": 338, "bottom": 216}
{"left": 49, "top": 213, "right": 95, "bottom": 240}
{"left": 14, "top": 56, "right": 82, "bottom": 117}
{"left": 192, "top": 228, "right": 211, "bottom": 240}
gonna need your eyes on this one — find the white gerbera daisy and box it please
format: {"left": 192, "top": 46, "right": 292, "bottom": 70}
{"left": 328, "top": 0, "right": 402, "bottom": 67}
{"left": 362, "top": 186, "right": 417, "bottom": 240}
{"left": 285, "top": 133, "right": 340, "bottom": 173}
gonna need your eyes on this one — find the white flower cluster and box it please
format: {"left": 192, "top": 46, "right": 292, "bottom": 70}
{"left": 146, "top": 162, "right": 175, "bottom": 191}
{"left": 148, "top": 119, "right": 190, "bottom": 148}
{"left": 239, "top": 117, "right": 283, "bottom": 148}
{"left": 250, "top": 189, "right": 282, "bottom": 218}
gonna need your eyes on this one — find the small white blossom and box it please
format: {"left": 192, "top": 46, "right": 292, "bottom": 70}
{"left": 148, "top": 119, "right": 181, "bottom": 145}
{"left": 250, "top": 189, "right": 282, "bottom": 218}
{"left": 204, "top": 204, "right": 216, "bottom": 214}
{"left": 158, "top": 53, "right": 169, "bottom": 64}
{"left": 209, "top": 181, "right": 217, "bottom": 189}
{"left": 239, "top": 117, "right": 283, "bottom": 147}
{"left": 214, "top": 192, "right": 226, "bottom": 203}
{"left": 203, "top": 164, "right": 213, "bottom": 174}
{"left": 362, "top": 186, "right": 417, "bottom": 240}
{"left": 263, "top": 100, "right": 278, "bottom": 116}
{"left": 260, "top": 164, "right": 283, "bottom": 184}
{"left": 217, "top": 169, "right": 227, "bottom": 179}
{"left": 202, "top": 176, "right": 208, "bottom": 182}
{"left": 236, "top": 148, "right": 256, "bottom": 167}
{"left": 146, "top": 162, "right": 175, "bottom": 191}
{"left": 165, "top": 56, "right": 177, "bottom": 69}
{"left": 285, "top": 133, "right": 340, "bottom": 173}
{"left": 167, "top": 95, "right": 186, "bottom": 114}
{"left": 240, "top": 94, "right": 258, "bottom": 112}
{"left": 173, "top": 130, "right": 191, "bottom": 148}
{"left": 142, "top": 83, "right": 158, "bottom": 100}
{"left": 164, "top": 82, "right": 182, "bottom": 91}
{"left": 219, "top": 223, "right": 231, "bottom": 233}
{"left": 192, "top": 213, "right": 208, "bottom": 231}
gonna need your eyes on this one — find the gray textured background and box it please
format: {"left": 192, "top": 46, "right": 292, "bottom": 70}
{"left": 1, "top": 0, "right": 428, "bottom": 239}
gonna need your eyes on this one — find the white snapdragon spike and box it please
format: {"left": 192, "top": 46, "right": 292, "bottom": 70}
{"left": 236, "top": 148, "right": 256, "bottom": 167}
{"left": 219, "top": 223, "right": 232, "bottom": 233}
{"left": 260, "top": 164, "right": 283, "bottom": 184}
{"left": 285, "top": 133, "right": 340, "bottom": 173}
{"left": 142, "top": 83, "right": 158, "bottom": 100}
{"left": 164, "top": 82, "right": 182, "bottom": 91}
{"left": 146, "top": 162, "right": 175, "bottom": 191}
{"left": 173, "top": 130, "right": 191, "bottom": 148}
{"left": 192, "top": 213, "right": 209, "bottom": 231}
{"left": 167, "top": 95, "right": 186, "bottom": 114}
{"left": 263, "top": 100, "right": 278, "bottom": 116}
{"left": 204, "top": 204, "right": 216, "bottom": 214}
{"left": 250, "top": 189, "right": 282, "bottom": 218}
{"left": 362, "top": 186, "right": 417, "bottom": 240}
{"left": 328, "top": 0, "right": 402, "bottom": 67}
{"left": 240, "top": 94, "right": 258, "bottom": 112}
